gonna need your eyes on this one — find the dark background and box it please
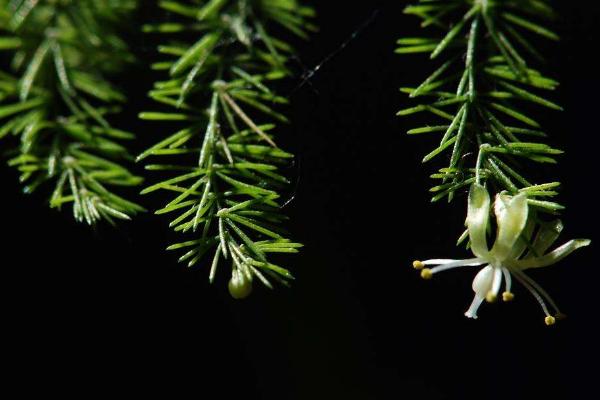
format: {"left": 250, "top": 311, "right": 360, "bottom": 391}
{"left": 3, "top": 1, "right": 599, "bottom": 398}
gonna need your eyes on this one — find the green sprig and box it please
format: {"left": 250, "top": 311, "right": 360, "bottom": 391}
{"left": 140, "top": 0, "right": 315, "bottom": 296}
{"left": 0, "top": 0, "right": 144, "bottom": 225}
{"left": 399, "top": 0, "right": 564, "bottom": 214}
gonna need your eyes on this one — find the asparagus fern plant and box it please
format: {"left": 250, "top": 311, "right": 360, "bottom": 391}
{"left": 0, "top": 0, "right": 144, "bottom": 225}
{"left": 399, "top": 0, "right": 590, "bottom": 323}
{"left": 139, "top": 0, "right": 315, "bottom": 298}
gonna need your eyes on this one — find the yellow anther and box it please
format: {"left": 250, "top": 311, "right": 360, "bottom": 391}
{"left": 420, "top": 268, "right": 433, "bottom": 280}
{"left": 485, "top": 292, "right": 497, "bottom": 303}
{"left": 544, "top": 316, "right": 556, "bottom": 326}
{"left": 413, "top": 260, "right": 425, "bottom": 270}
{"left": 502, "top": 291, "right": 514, "bottom": 302}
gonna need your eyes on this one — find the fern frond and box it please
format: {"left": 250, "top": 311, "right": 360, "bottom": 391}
{"left": 140, "top": 0, "right": 315, "bottom": 296}
{"left": 0, "top": 0, "right": 144, "bottom": 225}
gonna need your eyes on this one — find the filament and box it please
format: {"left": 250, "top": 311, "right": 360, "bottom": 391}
{"left": 428, "top": 258, "right": 485, "bottom": 274}
{"left": 510, "top": 270, "right": 551, "bottom": 317}
{"left": 511, "top": 267, "right": 561, "bottom": 315}
{"left": 502, "top": 267, "right": 512, "bottom": 293}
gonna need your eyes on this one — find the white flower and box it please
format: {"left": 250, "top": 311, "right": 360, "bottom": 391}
{"left": 413, "top": 183, "right": 590, "bottom": 325}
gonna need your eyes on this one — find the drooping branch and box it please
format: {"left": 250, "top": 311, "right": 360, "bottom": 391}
{"left": 0, "top": 0, "right": 144, "bottom": 225}
{"left": 398, "top": 0, "right": 564, "bottom": 215}
{"left": 139, "top": 0, "right": 316, "bottom": 297}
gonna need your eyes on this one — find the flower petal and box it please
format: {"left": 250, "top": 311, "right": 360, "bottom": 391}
{"left": 472, "top": 265, "right": 494, "bottom": 295}
{"left": 465, "top": 294, "right": 485, "bottom": 319}
{"left": 513, "top": 239, "right": 591, "bottom": 270}
{"left": 491, "top": 192, "right": 528, "bottom": 261}
{"left": 467, "top": 183, "right": 490, "bottom": 258}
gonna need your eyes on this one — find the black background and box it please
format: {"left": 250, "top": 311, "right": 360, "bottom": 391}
{"left": 2, "top": 1, "right": 599, "bottom": 399}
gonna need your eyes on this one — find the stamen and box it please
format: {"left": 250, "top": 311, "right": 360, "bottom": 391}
{"left": 501, "top": 267, "right": 514, "bottom": 301}
{"left": 545, "top": 316, "right": 556, "bottom": 326}
{"left": 502, "top": 292, "right": 514, "bottom": 302}
{"left": 421, "top": 268, "right": 433, "bottom": 280}
{"left": 486, "top": 267, "right": 503, "bottom": 303}
{"left": 413, "top": 260, "right": 425, "bottom": 270}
